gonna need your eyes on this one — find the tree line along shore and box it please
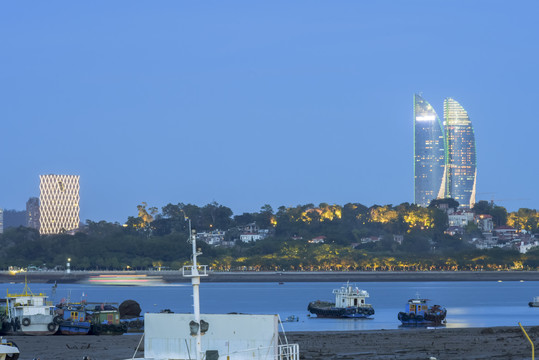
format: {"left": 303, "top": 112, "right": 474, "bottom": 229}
{"left": 1, "top": 200, "right": 539, "bottom": 273}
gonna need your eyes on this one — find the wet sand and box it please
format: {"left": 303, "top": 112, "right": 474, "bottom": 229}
{"left": 9, "top": 326, "right": 538, "bottom": 360}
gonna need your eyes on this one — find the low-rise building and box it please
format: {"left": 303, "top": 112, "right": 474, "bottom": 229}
{"left": 308, "top": 236, "right": 326, "bottom": 244}
{"left": 360, "top": 235, "right": 383, "bottom": 244}
{"left": 197, "top": 230, "right": 226, "bottom": 246}
{"left": 475, "top": 214, "right": 494, "bottom": 232}
{"left": 444, "top": 226, "right": 464, "bottom": 236}
{"left": 448, "top": 211, "right": 474, "bottom": 227}
{"left": 240, "top": 233, "right": 263, "bottom": 242}
{"left": 393, "top": 234, "right": 404, "bottom": 244}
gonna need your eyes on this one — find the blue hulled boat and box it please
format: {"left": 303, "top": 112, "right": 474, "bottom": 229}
{"left": 56, "top": 302, "right": 91, "bottom": 335}
{"left": 397, "top": 297, "right": 446, "bottom": 326}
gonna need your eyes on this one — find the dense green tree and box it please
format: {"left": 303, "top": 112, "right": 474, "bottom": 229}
{"left": 428, "top": 198, "right": 460, "bottom": 211}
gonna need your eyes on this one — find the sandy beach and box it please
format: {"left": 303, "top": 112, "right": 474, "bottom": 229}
{"left": 8, "top": 326, "right": 538, "bottom": 360}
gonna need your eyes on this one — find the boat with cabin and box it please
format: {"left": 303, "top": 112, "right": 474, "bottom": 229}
{"left": 397, "top": 296, "right": 446, "bottom": 326}
{"left": 0, "top": 281, "right": 60, "bottom": 335}
{"left": 528, "top": 297, "right": 539, "bottom": 307}
{"left": 307, "top": 283, "right": 375, "bottom": 318}
{"left": 86, "top": 302, "right": 127, "bottom": 335}
{"left": 55, "top": 302, "right": 92, "bottom": 335}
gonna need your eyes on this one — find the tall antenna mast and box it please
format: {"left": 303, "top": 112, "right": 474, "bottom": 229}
{"left": 182, "top": 219, "right": 208, "bottom": 360}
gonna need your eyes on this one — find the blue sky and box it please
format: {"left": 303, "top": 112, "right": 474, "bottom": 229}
{"left": 1, "top": 1, "right": 538, "bottom": 222}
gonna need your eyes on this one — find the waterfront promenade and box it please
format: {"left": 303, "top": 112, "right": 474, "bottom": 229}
{"left": 2, "top": 270, "right": 539, "bottom": 284}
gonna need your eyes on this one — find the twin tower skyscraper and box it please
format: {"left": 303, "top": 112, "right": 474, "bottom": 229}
{"left": 414, "top": 94, "right": 477, "bottom": 209}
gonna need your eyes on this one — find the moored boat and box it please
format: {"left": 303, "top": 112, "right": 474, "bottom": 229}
{"left": 528, "top": 296, "right": 539, "bottom": 307}
{"left": 308, "top": 282, "right": 375, "bottom": 318}
{"left": 87, "top": 303, "right": 127, "bottom": 335}
{"left": 0, "top": 338, "right": 19, "bottom": 360}
{"left": 0, "top": 281, "right": 60, "bottom": 335}
{"left": 55, "top": 302, "right": 91, "bottom": 335}
{"left": 398, "top": 296, "right": 446, "bottom": 326}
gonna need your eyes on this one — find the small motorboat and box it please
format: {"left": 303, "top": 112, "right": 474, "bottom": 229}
{"left": 528, "top": 297, "right": 539, "bottom": 307}
{"left": 282, "top": 315, "right": 299, "bottom": 322}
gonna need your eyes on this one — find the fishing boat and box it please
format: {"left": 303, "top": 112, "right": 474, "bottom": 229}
{"left": 528, "top": 296, "right": 539, "bottom": 307}
{"left": 307, "top": 283, "right": 375, "bottom": 318}
{"left": 124, "top": 223, "right": 299, "bottom": 360}
{"left": 0, "top": 338, "right": 19, "bottom": 360}
{"left": 0, "top": 281, "right": 60, "bottom": 335}
{"left": 55, "top": 302, "right": 91, "bottom": 335}
{"left": 87, "top": 303, "right": 127, "bottom": 335}
{"left": 397, "top": 296, "right": 447, "bottom": 326}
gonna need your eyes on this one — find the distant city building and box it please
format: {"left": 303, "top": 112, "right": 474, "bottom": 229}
{"left": 413, "top": 95, "right": 477, "bottom": 209}
{"left": 308, "top": 236, "right": 326, "bottom": 244}
{"left": 0, "top": 209, "right": 3, "bottom": 234}
{"left": 414, "top": 94, "right": 446, "bottom": 207}
{"left": 197, "top": 230, "right": 226, "bottom": 246}
{"left": 448, "top": 210, "right": 474, "bottom": 227}
{"left": 240, "top": 233, "right": 263, "bottom": 242}
{"left": 39, "top": 175, "right": 80, "bottom": 234}
{"left": 26, "top": 197, "right": 40, "bottom": 230}
{"left": 475, "top": 214, "right": 494, "bottom": 232}
{"left": 3, "top": 209, "right": 27, "bottom": 229}
{"left": 444, "top": 98, "right": 477, "bottom": 208}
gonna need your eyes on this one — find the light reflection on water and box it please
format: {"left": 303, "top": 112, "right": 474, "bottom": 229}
{"left": 1, "top": 280, "right": 538, "bottom": 331}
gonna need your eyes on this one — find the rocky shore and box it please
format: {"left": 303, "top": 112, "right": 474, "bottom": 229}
{"left": 8, "top": 326, "right": 538, "bottom": 360}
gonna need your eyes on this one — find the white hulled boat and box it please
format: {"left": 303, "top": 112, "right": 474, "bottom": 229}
{"left": 0, "top": 337, "right": 19, "bottom": 360}
{"left": 1, "top": 280, "right": 60, "bottom": 335}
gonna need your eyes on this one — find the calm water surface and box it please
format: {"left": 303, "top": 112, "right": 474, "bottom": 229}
{"left": 2, "top": 281, "right": 538, "bottom": 331}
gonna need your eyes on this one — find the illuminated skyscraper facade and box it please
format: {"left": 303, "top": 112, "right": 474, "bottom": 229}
{"left": 39, "top": 175, "right": 80, "bottom": 234}
{"left": 444, "top": 98, "right": 476, "bottom": 208}
{"left": 414, "top": 94, "right": 446, "bottom": 207}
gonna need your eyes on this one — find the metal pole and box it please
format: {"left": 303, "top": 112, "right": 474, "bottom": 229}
{"left": 189, "top": 220, "right": 202, "bottom": 360}
{"left": 519, "top": 322, "right": 534, "bottom": 360}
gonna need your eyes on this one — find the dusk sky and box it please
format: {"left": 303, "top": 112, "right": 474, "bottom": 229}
{"left": 1, "top": 1, "right": 538, "bottom": 223}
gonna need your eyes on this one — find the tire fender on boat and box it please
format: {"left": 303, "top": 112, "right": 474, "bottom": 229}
{"left": 21, "top": 318, "right": 31, "bottom": 327}
{"left": 53, "top": 315, "right": 63, "bottom": 325}
{"left": 47, "top": 323, "right": 56, "bottom": 332}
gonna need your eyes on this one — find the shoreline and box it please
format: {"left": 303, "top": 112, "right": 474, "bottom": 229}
{"left": 9, "top": 325, "right": 538, "bottom": 360}
{"left": 2, "top": 270, "right": 539, "bottom": 284}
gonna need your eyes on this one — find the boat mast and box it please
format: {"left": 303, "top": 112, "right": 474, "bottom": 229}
{"left": 183, "top": 219, "right": 207, "bottom": 360}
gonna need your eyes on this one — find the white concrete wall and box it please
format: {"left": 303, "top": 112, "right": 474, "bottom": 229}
{"left": 145, "top": 313, "right": 279, "bottom": 360}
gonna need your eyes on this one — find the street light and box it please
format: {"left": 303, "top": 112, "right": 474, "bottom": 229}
{"left": 66, "top": 258, "right": 71, "bottom": 274}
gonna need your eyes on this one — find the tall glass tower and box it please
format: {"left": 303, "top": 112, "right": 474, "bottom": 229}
{"left": 414, "top": 94, "right": 446, "bottom": 207}
{"left": 444, "top": 98, "right": 477, "bottom": 208}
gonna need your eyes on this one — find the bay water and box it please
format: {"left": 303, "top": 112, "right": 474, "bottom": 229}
{"left": 2, "top": 281, "right": 538, "bottom": 331}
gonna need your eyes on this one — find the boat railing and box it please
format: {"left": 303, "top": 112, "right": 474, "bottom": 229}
{"left": 278, "top": 343, "right": 300, "bottom": 360}
{"left": 221, "top": 343, "right": 299, "bottom": 360}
